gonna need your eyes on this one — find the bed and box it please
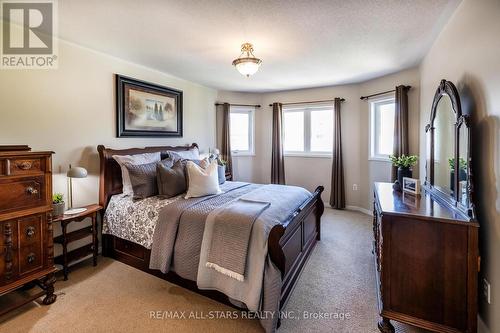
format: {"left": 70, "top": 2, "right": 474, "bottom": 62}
{"left": 97, "top": 143, "right": 324, "bottom": 331}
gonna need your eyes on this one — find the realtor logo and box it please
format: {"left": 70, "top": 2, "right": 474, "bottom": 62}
{"left": 1, "top": 0, "right": 58, "bottom": 68}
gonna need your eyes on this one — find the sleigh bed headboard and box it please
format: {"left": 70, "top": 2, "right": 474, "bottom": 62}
{"left": 97, "top": 143, "right": 198, "bottom": 209}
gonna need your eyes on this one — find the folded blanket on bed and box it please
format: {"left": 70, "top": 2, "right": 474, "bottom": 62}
{"left": 206, "top": 199, "right": 270, "bottom": 281}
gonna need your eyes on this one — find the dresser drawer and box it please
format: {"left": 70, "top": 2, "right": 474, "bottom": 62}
{"left": 6, "top": 157, "right": 43, "bottom": 175}
{"left": 18, "top": 215, "right": 43, "bottom": 247}
{"left": 18, "top": 243, "right": 43, "bottom": 276}
{"left": 0, "top": 176, "right": 46, "bottom": 212}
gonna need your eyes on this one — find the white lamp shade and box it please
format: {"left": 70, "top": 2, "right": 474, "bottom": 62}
{"left": 67, "top": 166, "right": 87, "bottom": 178}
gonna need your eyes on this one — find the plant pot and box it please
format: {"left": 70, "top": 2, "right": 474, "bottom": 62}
{"left": 217, "top": 165, "right": 226, "bottom": 184}
{"left": 397, "top": 167, "right": 412, "bottom": 190}
{"left": 450, "top": 169, "right": 467, "bottom": 192}
{"left": 52, "top": 202, "right": 65, "bottom": 217}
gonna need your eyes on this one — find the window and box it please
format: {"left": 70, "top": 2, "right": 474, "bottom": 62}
{"left": 230, "top": 106, "right": 255, "bottom": 155}
{"left": 283, "top": 104, "right": 333, "bottom": 156}
{"left": 369, "top": 96, "right": 395, "bottom": 160}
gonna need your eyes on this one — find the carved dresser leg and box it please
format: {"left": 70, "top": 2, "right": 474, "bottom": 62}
{"left": 378, "top": 317, "right": 395, "bottom": 333}
{"left": 41, "top": 273, "right": 57, "bottom": 305}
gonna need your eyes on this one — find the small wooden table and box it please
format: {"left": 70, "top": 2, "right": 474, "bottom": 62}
{"left": 52, "top": 204, "right": 102, "bottom": 280}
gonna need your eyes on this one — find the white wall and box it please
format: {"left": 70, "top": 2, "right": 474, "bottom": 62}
{"left": 218, "top": 67, "right": 420, "bottom": 211}
{"left": 418, "top": 0, "right": 500, "bottom": 331}
{"left": 0, "top": 39, "right": 218, "bottom": 254}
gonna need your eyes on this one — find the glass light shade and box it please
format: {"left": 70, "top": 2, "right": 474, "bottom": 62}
{"left": 232, "top": 58, "right": 261, "bottom": 77}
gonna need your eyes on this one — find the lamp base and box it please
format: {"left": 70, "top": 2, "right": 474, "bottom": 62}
{"left": 64, "top": 208, "right": 87, "bottom": 215}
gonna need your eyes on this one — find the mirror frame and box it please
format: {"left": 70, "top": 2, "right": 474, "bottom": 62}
{"left": 424, "top": 79, "right": 475, "bottom": 219}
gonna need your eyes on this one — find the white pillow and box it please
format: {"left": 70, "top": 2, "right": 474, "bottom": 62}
{"left": 168, "top": 147, "right": 200, "bottom": 160}
{"left": 185, "top": 160, "right": 222, "bottom": 199}
{"left": 113, "top": 152, "right": 161, "bottom": 195}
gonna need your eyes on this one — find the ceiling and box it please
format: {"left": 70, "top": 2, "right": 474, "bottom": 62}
{"left": 59, "top": 0, "right": 461, "bottom": 92}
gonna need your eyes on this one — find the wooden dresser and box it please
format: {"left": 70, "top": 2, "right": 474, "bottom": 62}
{"left": 0, "top": 147, "right": 57, "bottom": 314}
{"left": 373, "top": 182, "right": 478, "bottom": 333}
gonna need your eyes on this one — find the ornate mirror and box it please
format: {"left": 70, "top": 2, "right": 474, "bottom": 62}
{"left": 425, "top": 80, "right": 475, "bottom": 218}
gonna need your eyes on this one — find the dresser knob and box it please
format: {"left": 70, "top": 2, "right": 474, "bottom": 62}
{"left": 26, "top": 186, "right": 38, "bottom": 195}
{"left": 27, "top": 253, "right": 36, "bottom": 264}
{"left": 17, "top": 161, "right": 32, "bottom": 170}
{"left": 26, "top": 226, "right": 35, "bottom": 238}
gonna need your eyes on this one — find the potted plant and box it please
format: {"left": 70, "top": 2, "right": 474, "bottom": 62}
{"left": 389, "top": 155, "right": 418, "bottom": 190}
{"left": 52, "top": 193, "right": 65, "bottom": 217}
{"left": 448, "top": 157, "right": 467, "bottom": 192}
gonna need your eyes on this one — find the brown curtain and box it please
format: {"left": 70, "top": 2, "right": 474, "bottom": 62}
{"left": 391, "top": 85, "right": 410, "bottom": 181}
{"left": 330, "top": 98, "right": 345, "bottom": 209}
{"left": 271, "top": 102, "right": 285, "bottom": 184}
{"left": 221, "top": 103, "right": 233, "bottom": 176}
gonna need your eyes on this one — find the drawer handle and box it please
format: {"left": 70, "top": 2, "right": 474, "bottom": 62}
{"left": 26, "top": 226, "right": 35, "bottom": 238}
{"left": 26, "top": 186, "right": 38, "bottom": 195}
{"left": 27, "top": 253, "right": 36, "bottom": 264}
{"left": 17, "top": 161, "right": 33, "bottom": 170}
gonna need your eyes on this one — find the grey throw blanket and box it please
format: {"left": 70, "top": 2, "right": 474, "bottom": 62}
{"left": 149, "top": 181, "right": 252, "bottom": 273}
{"left": 206, "top": 199, "right": 270, "bottom": 281}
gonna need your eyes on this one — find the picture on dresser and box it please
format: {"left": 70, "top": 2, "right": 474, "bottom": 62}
{"left": 402, "top": 177, "right": 420, "bottom": 195}
{"left": 116, "top": 75, "right": 183, "bottom": 137}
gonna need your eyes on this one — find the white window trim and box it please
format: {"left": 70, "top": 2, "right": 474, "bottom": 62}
{"left": 230, "top": 106, "right": 255, "bottom": 156}
{"left": 283, "top": 103, "right": 334, "bottom": 158}
{"left": 368, "top": 94, "right": 395, "bottom": 162}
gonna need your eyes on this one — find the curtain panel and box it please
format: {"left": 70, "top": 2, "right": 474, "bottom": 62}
{"left": 220, "top": 103, "right": 233, "bottom": 177}
{"left": 271, "top": 102, "right": 285, "bottom": 184}
{"left": 391, "top": 85, "right": 410, "bottom": 182}
{"left": 330, "top": 97, "right": 345, "bottom": 209}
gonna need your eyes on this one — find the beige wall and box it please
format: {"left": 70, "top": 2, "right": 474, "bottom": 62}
{"left": 218, "top": 67, "right": 420, "bottom": 211}
{"left": 0, "top": 39, "right": 218, "bottom": 254}
{"left": 359, "top": 68, "right": 421, "bottom": 210}
{"left": 418, "top": 0, "right": 500, "bottom": 331}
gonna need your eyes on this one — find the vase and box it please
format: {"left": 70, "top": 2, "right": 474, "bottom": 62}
{"left": 397, "top": 167, "right": 412, "bottom": 190}
{"left": 450, "top": 169, "right": 467, "bottom": 192}
{"left": 217, "top": 165, "right": 226, "bottom": 184}
{"left": 52, "top": 202, "right": 65, "bottom": 217}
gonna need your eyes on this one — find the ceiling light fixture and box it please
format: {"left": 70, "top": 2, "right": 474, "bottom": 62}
{"left": 232, "top": 43, "right": 262, "bottom": 77}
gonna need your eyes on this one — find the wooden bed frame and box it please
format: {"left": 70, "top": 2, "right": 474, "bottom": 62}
{"left": 97, "top": 143, "right": 324, "bottom": 311}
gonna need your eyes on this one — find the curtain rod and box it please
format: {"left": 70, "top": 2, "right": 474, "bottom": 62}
{"left": 267, "top": 98, "right": 345, "bottom": 107}
{"left": 215, "top": 102, "right": 261, "bottom": 108}
{"left": 360, "top": 85, "right": 411, "bottom": 100}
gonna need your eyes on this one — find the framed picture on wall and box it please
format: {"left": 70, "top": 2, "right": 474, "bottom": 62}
{"left": 116, "top": 74, "right": 183, "bottom": 137}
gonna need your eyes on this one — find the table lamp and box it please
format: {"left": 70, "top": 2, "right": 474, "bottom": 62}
{"left": 65, "top": 165, "right": 88, "bottom": 215}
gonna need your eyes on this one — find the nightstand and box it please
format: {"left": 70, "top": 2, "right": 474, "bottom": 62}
{"left": 52, "top": 204, "right": 102, "bottom": 280}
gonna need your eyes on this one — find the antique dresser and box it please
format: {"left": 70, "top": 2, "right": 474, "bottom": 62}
{"left": 0, "top": 146, "right": 57, "bottom": 314}
{"left": 374, "top": 80, "right": 479, "bottom": 333}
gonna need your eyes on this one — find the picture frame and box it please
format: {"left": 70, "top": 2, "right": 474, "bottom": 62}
{"left": 116, "top": 74, "right": 183, "bottom": 137}
{"left": 402, "top": 177, "right": 421, "bottom": 195}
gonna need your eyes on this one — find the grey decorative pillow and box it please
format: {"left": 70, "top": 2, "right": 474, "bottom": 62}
{"left": 125, "top": 161, "right": 158, "bottom": 200}
{"left": 158, "top": 156, "right": 177, "bottom": 169}
{"left": 157, "top": 160, "right": 187, "bottom": 198}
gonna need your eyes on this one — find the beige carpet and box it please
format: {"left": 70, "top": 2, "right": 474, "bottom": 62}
{"left": 0, "top": 208, "right": 428, "bottom": 333}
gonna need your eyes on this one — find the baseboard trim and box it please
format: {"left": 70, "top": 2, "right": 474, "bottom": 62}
{"left": 345, "top": 205, "right": 373, "bottom": 216}
{"left": 324, "top": 204, "right": 372, "bottom": 216}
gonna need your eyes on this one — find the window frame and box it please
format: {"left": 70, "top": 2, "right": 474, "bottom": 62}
{"left": 230, "top": 105, "right": 255, "bottom": 156}
{"left": 369, "top": 95, "right": 396, "bottom": 162}
{"left": 283, "top": 103, "right": 334, "bottom": 158}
